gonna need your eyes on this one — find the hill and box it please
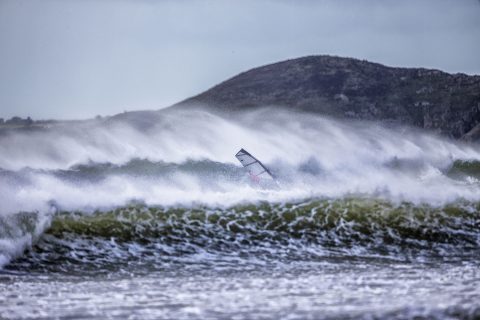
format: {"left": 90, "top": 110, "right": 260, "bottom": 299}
{"left": 175, "top": 55, "right": 480, "bottom": 140}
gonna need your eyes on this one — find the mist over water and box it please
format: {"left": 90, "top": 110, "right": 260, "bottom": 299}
{"left": 1, "top": 108, "right": 479, "bottom": 215}
{"left": 1, "top": 108, "right": 480, "bottom": 319}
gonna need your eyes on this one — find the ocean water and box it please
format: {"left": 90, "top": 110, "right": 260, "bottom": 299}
{"left": 1, "top": 109, "right": 479, "bottom": 319}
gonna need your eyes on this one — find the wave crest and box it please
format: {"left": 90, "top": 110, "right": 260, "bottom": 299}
{"left": 5, "top": 198, "right": 479, "bottom": 273}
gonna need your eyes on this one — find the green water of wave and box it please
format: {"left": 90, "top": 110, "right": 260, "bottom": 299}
{"left": 48, "top": 198, "right": 480, "bottom": 248}
{"left": 3, "top": 197, "right": 480, "bottom": 274}
{"left": 448, "top": 160, "right": 480, "bottom": 179}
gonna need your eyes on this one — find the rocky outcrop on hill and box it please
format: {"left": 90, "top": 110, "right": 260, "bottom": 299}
{"left": 175, "top": 55, "right": 480, "bottom": 140}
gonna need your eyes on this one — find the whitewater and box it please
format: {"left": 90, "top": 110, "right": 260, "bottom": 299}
{"left": 1, "top": 108, "right": 479, "bottom": 319}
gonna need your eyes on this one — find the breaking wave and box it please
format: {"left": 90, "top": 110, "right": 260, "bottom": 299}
{"left": 1, "top": 108, "right": 480, "bottom": 268}
{"left": 6, "top": 198, "right": 480, "bottom": 274}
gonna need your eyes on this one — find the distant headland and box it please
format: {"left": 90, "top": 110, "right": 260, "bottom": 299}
{"left": 174, "top": 55, "right": 480, "bottom": 141}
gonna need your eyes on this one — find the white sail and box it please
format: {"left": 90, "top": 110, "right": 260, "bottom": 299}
{"left": 235, "top": 148, "right": 275, "bottom": 181}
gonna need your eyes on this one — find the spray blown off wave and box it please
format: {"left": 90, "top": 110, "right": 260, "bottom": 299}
{"left": 1, "top": 108, "right": 480, "bottom": 211}
{"left": 1, "top": 108, "right": 480, "bottom": 267}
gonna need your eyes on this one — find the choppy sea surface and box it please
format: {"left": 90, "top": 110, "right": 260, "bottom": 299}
{"left": 1, "top": 109, "right": 479, "bottom": 319}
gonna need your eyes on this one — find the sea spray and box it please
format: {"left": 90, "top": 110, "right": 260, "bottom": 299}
{"left": 1, "top": 108, "right": 480, "bottom": 319}
{"left": 1, "top": 108, "right": 480, "bottom": 269}
{"left": 0, "top": 211, "right": 52, "bottom": 267}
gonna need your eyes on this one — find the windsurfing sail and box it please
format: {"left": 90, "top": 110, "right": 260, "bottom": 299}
{"left": 235, "top": 148, "right": 275, "bottom": 182}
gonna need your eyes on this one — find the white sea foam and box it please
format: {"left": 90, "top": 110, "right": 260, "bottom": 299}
{"left": 0, "top": 108, "right": 479, "bottom": 217}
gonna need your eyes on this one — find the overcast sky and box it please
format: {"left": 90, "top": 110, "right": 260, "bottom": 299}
{"left": 1, "top": 0, "right": 479, "bottom": 120}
